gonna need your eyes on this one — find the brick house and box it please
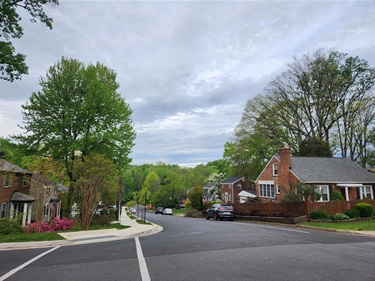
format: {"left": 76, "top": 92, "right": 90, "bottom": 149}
{"left": 0, "top": 159, "right": 34, "bottom": 226}
{"left": 255, "top": 146, "right": 375, "bottom": 202}
{"left": 220, "top": 176, "right": 255, "bottom": 204}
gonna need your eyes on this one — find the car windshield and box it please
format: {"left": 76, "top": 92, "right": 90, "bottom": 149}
{"left": 221, "top": 205, "right": 233, "bottom": 210}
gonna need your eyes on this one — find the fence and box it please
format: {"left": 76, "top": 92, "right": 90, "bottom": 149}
{"left": 230, "top": 199, "right": 375, "bottom": 217}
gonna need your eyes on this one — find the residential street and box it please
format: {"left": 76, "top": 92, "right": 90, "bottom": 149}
{"left": 1, "top": 213, "right": 375, "bottom": 281}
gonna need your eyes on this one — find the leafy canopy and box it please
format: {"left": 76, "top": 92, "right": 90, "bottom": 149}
{"left": 17, "top": 57, "right": 135, "bottom": 214}
{"left": 0, "top": 0, "right": 59, "bottom": 81}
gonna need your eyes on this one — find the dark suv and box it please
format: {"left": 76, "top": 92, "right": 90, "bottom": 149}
{"left": 155, "top": 207, "right": 164, "bottom": 214}
{"left": 206, "top": 203, "right": 234, "bottom": 221}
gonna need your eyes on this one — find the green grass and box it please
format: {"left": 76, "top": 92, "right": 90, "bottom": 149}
{"left": 301, "top": 220, "right": 375, "bottom": 231}
{"left": 136, "top": 219, "right": 152, "bottom": 225}
{"left": 0, "top": 232, "right": 64, "bottom": 243}
{"left": 87, "top": 223, "right": 131, "bottom": 230}
{"left": 172, "top": 208, "right": 188, "bottom": 216}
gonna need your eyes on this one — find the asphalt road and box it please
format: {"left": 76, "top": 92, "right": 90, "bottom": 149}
{"left": 1, "top": 213, "right": 375, "bottom": 281}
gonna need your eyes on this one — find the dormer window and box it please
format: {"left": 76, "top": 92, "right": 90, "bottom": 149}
{"left": 273, "top": 163, "right": 278, "bottom": 176}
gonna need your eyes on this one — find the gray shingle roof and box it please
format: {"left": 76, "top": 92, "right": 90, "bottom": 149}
{"left": 0, "top": 159, "right": 31, "bottom": 174}
{"left": 221, "top": 176, "right": 243, "bottom": 184}
{"left": 290, "top": 157, "right": 375, "bottom": 184}
{"left": 203, "top": 182, "right": 216, "bottom": 189}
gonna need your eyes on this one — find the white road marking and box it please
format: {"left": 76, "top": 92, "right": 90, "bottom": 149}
{"left": 0, "top": 246, "right": 60, "bottom": 281}
{"left": 259, "top": 225, "right": 310, "bottom": 233}
{"left": 233, "top": 221, "right": 309, "bottom": 233}
{"left": 135, "top": 237, "right": 151, "bottom": 281}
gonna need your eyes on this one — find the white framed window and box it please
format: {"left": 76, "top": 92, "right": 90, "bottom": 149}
{"left": 259, "top": 181, "right": 275, "bottom": 198}
{"left": 273, "top": 163, "right": 278, "bottom": 176}
{"left": 237, "top": 184, "right": 242, "bottom": 189}
{"left": 229, "top": 194, "right": 232, "bottom": 202}
{"left": 276, "top": 185, "right": 280, "bottom": 194}
{"left": 3, "top": 175, "right": 12, "bottom": 188}
{"left": 314, "top": 185, "right": 329, "bottom": 202}
{"left": 229, "top": 184, "right": 232, "bottom": 189}
{"left": 360, "top": 185, "right": 373, "bottom": 199}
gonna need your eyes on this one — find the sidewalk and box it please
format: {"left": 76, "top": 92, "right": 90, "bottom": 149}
{"left": 0, "top": 208, "right": 163, "bottom": 250}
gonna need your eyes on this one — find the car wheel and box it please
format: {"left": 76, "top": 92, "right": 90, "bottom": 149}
{"left": 229, "top": 218, "right": 233, "bottom": 221}
{"left": 214, "top": 212, "right": 218, "bottom": 220}
{"left": 219, "top": 217, "right": 223, "bottom": 221}
{"left": 206, "top": 214, "right": 209, "bottom": 220}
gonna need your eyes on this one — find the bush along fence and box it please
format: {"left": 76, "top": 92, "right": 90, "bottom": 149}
{"left": 226, "top": 199, "right": 375, "bottom": 224}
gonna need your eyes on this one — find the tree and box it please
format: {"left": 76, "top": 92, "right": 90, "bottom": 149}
{"left": 0, "top": 0, "right": 59, "bottom": 81}
{"left": 0, "top": 137, "right": 25, "bottom": 165}
{"left": 205, "top": 172, "right": 225, "bottom": 200}
{"left": 188, "top": 186, "right": 204, "bottom": 211}
{"left": 74, "top": 155, "right": 118, "bottom": 230}
{"left": 142, "top": 172, "right": 160, "bottom": 195}
{"left": 297, "top": 137, "right": 332, "bottom": 157}
{"left": 237, "top": 49, "right": 375, "bottom": 167}
{"left": 17, "top": 57, "right": 136, "bottom": 216}
{"left": 281, "top": 181, "right": 315, "bottom": 204}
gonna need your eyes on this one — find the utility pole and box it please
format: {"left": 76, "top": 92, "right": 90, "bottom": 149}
{"left": 144, "top": 192, "right": 147, "bottom": 222}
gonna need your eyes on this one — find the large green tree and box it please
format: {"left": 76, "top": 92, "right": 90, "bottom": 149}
{"left": 17, "top": 57, "right": 136, "bottom": 215}
{"left": 235, "top": 49, "right": 375, "bottom": 167}
{"left": 0, "top": 0, "right": 59, "bottom": 81}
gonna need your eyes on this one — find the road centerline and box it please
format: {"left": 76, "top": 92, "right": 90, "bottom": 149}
{"left": 135, "top": 237, "right": 151, "bottom": 281}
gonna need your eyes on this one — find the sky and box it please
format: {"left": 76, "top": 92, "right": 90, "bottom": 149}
{"left": 0, "top": 0, "right": 374, "bottom": 167}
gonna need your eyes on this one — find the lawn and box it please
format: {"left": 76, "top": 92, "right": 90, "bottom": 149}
{"left": 0, "top": 232, "right": 64, "bottom": 243}
{"left": 301, "top": 220, "right": 375, "bottom": 231}
{"left": 172, "top": 208, "right": 188, "bottom": 216}
{"left": 0, "top": 223, "right": 131, "bottom": 243}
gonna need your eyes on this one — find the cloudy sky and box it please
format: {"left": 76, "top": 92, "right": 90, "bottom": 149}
{"left": 0, "top": 0, "right": 374, "bottom": 167}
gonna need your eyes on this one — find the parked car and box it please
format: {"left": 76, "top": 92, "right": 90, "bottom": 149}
{"left": 155, "top": 207, "right": 164, "bottom": 214}
{"left": 206, "top": 203, "right": 234, "bottom": 221}
{"left": 129, "top": 207, "right": 137, "bottom": 214}
{"left": 163, "top": 208, "right": 173, "bottom": 215}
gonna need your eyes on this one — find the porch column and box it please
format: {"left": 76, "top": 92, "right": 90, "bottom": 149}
{"left": 27, "top": 204, "right": 32, "bottom": 224}
{"left": 345, "top": 187, "right": 349, "bottom": 201}
{"left": 56, "top": 203, "right": 60, "bottom": 219}
{"left": 10, "top": 203, "right": 14, "bottom": 219}
{"left": 22, "top": 203, "right": 28, "bottom": 226}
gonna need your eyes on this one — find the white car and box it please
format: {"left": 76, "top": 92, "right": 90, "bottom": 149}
{"left": 162, "top": 208, "right": 173, "bottom": 215}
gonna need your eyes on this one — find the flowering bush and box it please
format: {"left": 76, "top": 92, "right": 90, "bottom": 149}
{"left": 51, "top": 217, "right": 75, "bottom": 230}
{"left": 24, "top": 217, "right": 75, "bottom": 233}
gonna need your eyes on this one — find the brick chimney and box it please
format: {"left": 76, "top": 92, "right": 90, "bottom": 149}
{"left": 278, "top": 145, "right": 291, "bottom": 188}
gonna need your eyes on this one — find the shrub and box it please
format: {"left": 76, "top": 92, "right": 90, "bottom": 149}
{"left": 90, "top": 214, "right": 113, "bottom": 227}
{"left": 24, "top": 217, "right": 75, "bottom": 233}
{"left": 51, "top": 217, "right": 75, "bottom": 231}
{"left": 330, "top": 190, "right": 344, "bottom": 201}
{"left": 0, "top": 218, "right": 24, "bottom": 235}
{"left": 332, "top": 213, "right": 350, "bottom": 220}
{"left": 355, "top": 203, "right": 374, "bottom": 218}
{"left": 184, "top": 209, "right": 204, "bottom": 218}
{"left": 309, "top": 210, "right": 328, "bottom": 220}
{"left": 249, "top": 197, "right": 262, "bottom": 203}
{"left": 344, "top": 209, "right": 360, "bottom": 218}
